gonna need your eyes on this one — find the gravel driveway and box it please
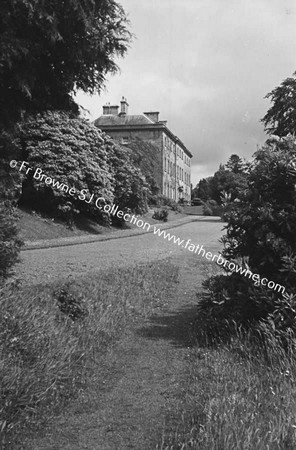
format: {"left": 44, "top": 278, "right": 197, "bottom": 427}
{"left": 16, "top": 218, "right": 224, "bottom": 285}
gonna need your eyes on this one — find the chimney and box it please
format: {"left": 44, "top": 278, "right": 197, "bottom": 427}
{"left": 119, "top": 96, "right": 129, "bottom": 116}
{"left": 103, "top": 102, "right": 119, "bottom": 115}
{"left": 144, "top": 111, "right": 159, "bottom": 123}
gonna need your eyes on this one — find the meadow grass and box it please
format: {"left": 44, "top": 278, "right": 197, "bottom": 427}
{"left": 0, "top": 260, "right": 179, "bottom": 448}
{"left": 158, "top": 325, "right": 296, "bottom": 450}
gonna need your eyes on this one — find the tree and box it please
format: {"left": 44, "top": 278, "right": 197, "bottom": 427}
{"left": 261, "top": 72, "right": 296, "bottom": 137}
{"left": 15, "top": 112, "right": 149, "bottom": 222}
{"left": 225, "top": 154, "right": 247, "bottom": 174}
{"left": 195, "top": 137, "right": 296, "bottom": 342}
{"left": 194, "top": 177, "right": 215, "bottom": 202}
{"left": 211, "top": 166, "right": 248, "bottom": 204}
{"left": 0, "top": 0, "right": 131, "bottom": 130}
{"left": 222, "top": 136, "right": 296, "bottom": 283}
{"left": 17, "top": 112, "right": 115, "bottom": 220}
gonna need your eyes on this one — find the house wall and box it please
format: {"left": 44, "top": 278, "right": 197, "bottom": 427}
{"left": 101, "top": 127, "right": 191, "bottom": 202}
{"left": 103, "top": 128, "right": 164, "bottom": 190}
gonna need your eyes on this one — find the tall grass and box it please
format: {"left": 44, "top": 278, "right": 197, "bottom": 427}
{"left": 158, "top": 326, "right": 296, "bottom": 449}
{"left": 0, "top": 260, "right": 178, "bottom": 448}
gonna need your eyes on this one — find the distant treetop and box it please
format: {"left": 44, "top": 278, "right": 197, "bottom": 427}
{"left": 261, "top": 72, "right": 296, "bottom": 137}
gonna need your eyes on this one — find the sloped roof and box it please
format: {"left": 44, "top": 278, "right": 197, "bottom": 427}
{"left": 94, "top": 114, "right": 154, "bottom": 127}
{"left": 93, "top": 113, "right": 193, "bottom": 158}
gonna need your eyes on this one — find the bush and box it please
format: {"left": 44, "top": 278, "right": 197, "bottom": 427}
{"left": 197, "top": 137, "right": 296, "bottom": 344}
{"left": 151, "top": 194, "right": 182, "bottom": 212}
{"left": 152, "top": 208, "right": 169, "bottom": 222}
{"left": 202, "top": 200, "right": 224, "bottom": 217}
{"left": 191, "top": 197, "right": 204, "bottom": 206}
{"left": 0, "top": 203, "right": 23, "bottom": 283}
{"left": 54, "top": 287, "right": 88, "bottom": 321}
{"left": 15, "top": 112, "right": 149, "bottom": 224}
{"left": 195, "top": 274, "right": 279, "bottom": 344}
{"left": 203, "top": 204, "right": 213, "bottom": 216}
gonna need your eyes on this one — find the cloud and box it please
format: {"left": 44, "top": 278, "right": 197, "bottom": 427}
{"left": 76, "top": 0, "right": 296, "bottom": 186}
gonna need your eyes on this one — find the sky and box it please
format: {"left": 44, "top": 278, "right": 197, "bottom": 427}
{"left": 76, "top": 0, "right": 296, "bottom": 187}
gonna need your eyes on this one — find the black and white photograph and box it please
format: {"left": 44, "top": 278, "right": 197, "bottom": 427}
{"left": 1, "top": 0, "right": 296, "bottom": 448}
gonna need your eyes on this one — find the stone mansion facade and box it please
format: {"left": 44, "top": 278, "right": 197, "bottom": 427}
{"left": 94, "top": 97, "right": 192, "bottom": 202}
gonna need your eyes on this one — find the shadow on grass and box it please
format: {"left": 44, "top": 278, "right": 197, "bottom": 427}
{"left": 136, "top": 305, "right": 199, "bottom": 348}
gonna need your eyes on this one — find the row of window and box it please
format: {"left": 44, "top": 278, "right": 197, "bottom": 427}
{"left": 164, "top": 159, "right": 190, "bottom": 185}
{"left": 164, "top": 135, "right": 191, "bottom": 168}
{"left": 163, "top": 182, "right": 175, "bottom": 199}
{"left": 164, "top": 158, "right": 175, "bottom": 175}
{"left": 176, "top": 147, "right": 190, "bottom": 166}
{"left": 163, "top": 182, "right": 191, "bottom": 201}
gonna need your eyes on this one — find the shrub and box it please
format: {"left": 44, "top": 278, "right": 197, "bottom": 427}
{"left": 0, "top": 203, "right": 23, "bottom": 283}
{"left": 203, "top": 200, "right": 224, "bottom": 217}
{"left": 152, "top": 208, "right": 169, "bottom": 222}
{"left": 197, "top": 137, "right": 296, "bottom": 344}
{"left": 15, "top": 112, "right": 150, "bottom": 224}
{"left": 203, "top": 204, "right": 213, "bottom": 216}
{"left": 191, "top": 197, "right": 204, "bottom": 206}
{"left": 152, "top": 194, "right": 182, "bottom": 212}
{"left": 54, "top": 287, "right": 88, "bottom": 321}
{"left": 195, "top": 274, "right": 279, "bottom": 344}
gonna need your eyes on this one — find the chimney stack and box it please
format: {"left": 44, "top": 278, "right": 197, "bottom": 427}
{"left": 119, "top": 96, "right": 129, "bottom": 116}
{"left": 103, "top": 102, "right": 119, "bottom": 115}
{"left": 143, "top": 111, "right": 159, "bottom": 123}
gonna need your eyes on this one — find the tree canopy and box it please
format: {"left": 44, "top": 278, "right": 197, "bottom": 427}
{"left": 0, "top": 0, "right": 131, "bottom": 129}
{"left": 261, "top": 72, "right": 296, "bottom": 137}
{"left": 225, "top": 154, "right": 247, "bottom": 174}
{"left": 194, "top": 154, "right": 248, "bottom": 204}
{"left": 17, "top": 112, "right": 149, "bottom": 221}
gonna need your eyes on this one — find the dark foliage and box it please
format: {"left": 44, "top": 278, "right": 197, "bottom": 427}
{"left": 196, "top": 136, "right": 296, "bottom": 343}
{"left": 0, "top": 203, "right": 23, "bottom": 283}
{"left": 0, "top": 0, "right": 131, "bottom": 130}
{"left": 152, "top": 194, "right": 182, "bottom": 212}
{"left": 152, "top": 208, "right": 169, "bottom": 222}
{"left": 15, "top": 112, "right": 149, "bottom": 223}
{"left": 261, "top": 72, "right": 296, "bottom": 137}
{"left": 55, "top": 288, "right": 88, "bottom": 321}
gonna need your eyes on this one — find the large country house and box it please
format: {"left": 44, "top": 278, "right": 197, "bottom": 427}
{"left": 94, "top": 97, "right": 193, "bottom": 203}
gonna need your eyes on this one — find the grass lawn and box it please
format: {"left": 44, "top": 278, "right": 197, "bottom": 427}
{"left": 0, "top": 259, "right": 179, "bottom": 448}
{"left": 18, "top": 207, "right": 189, "bottom": 242}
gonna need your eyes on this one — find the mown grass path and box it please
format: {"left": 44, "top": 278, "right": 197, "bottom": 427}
{"left": 22, "top": 220, "right": 223, "bottom": 449}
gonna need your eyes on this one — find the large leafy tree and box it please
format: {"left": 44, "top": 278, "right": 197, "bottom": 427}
{"left": 211, "top": 166, "right": 248, "bottom": 203}
{"left": 0, "top": 0, "right": 131, "bottom": 130}
{"left": 17, "top": 112, "right": 115, "bottom": 219}
{"left": 15, "top": 112, "right": 149, "bottom": 221}
{"left": 222, "top": 136, "right": 296, "bottom": 283}
{"left": 261, "top": 72, "right": 296, "bottom": 137}
{"left": 193, "top": 177, "right": 215, "bottom": 201}
{"left": 195, "top": 137, "right": 296, "bottom": 342}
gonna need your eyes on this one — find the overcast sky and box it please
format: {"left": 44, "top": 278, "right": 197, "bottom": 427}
{"left": 76, "top": 0, "right": 296, "bottom": 187}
